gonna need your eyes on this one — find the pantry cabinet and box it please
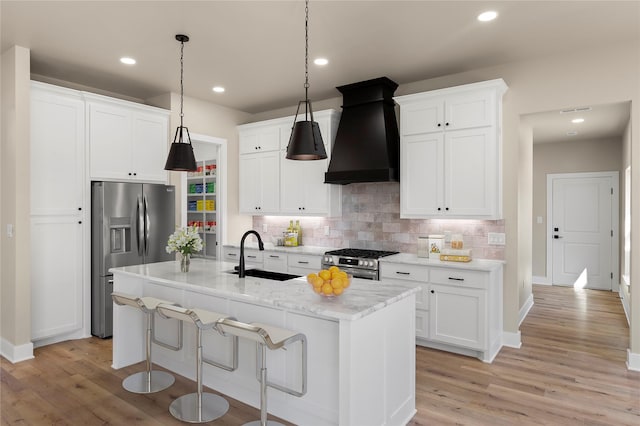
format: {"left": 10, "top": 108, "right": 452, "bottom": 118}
{"left": 186, "top": 160, "right": 218, "bottom": 258}
{"left": 86, "top": 93, "right": 169, "bottom": 183}
{"left": 30, "top": 82, "right": 86, "bottom": 342}
{"left": 238, "top": 110, "right": 341, "bottom": 216}
{"left": 395, "top": 79, "right": 507, "bottom": 219}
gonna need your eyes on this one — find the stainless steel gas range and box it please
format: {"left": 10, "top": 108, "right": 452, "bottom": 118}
{"left": 321, "top": 248, "right": 399, "bottom": 280}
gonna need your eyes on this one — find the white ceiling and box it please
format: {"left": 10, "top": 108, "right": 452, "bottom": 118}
{"left": 2, "top": 1, "right": 638, "bottom": 139}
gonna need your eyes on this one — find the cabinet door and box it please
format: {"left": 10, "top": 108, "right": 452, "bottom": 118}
{"left": 264, "top": 252, "right": 288, "bottom": 273}
{"left": 239, "top": 126, "right": 280, "bottom": 154}
{"left": 400, "top": 133, "right": 444, "bottom": 217}
{"left": 445, "top": 90, "right": 495, "bottom": 131}
{"left": 444, "top": 127, "right": 497, "bottom": 217}
{"left": 429, "top": 284, "right": 486, "bottom": 350}
{"left": 239, "top": 152, "right": 280, "bottom": 214}
{"left": 399, "top": 97, "right": 444, "bottom": 135}
{"left": 88, "top": 102, "right": 133, "bottom": 180}
{"left": 132, "top": 111, "right": 168, "bottom": 183}
{"left": 31, "top": 88, "right": 84, "bottom": 215}
{"left": 280, "top": 157, "right": 329, "bottom": 215}
{"left": 31, "top": 217, "right": 84, "bottom": 340}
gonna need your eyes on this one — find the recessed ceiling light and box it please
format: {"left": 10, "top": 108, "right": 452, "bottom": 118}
{"left": 571, "top": 118, "right": 585, "bottom": 124}
{"left": 567, "top": 131, "right": 578, "bottom": 136}
{"left": 314, "top": 58, "right": 329, "bottom": 66}
{"left": 120, "top": 57, "right": 136, "bottom": 65}
{"left": 477, "top": 11, "right": 498, "bottom": 22}
{"left": 212, "top": 86, "right": 225, "bottom": 93}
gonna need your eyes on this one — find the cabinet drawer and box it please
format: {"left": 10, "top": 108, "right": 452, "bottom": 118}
{"left": 264, "top": 251, "right": 287, "bottom": 273}
{"left": 430, "top": 268, "right": 487, "bottom": 289}
{"left": 288, "top": 253, "right": 321, "bottom": 271}
{"left": 380, "top": 262, "right": 429, "bottom": 282}
{"left": 223, "top": 247, "right": 264, "bottom": 264}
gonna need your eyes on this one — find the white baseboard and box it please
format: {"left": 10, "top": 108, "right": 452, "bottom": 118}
{"left": 626, "top": 349, "right": 640, "bottom": 371}
{"left": 502, "top": 331, "right": 522, "bottom": 349}
{"left": 32, "top": 329, "right": 90, "bottom": 349}
{"left": 1, "top": 337, "right": 34, "bottom": 363}
{"left": 519, "top": 293, "right": 534, "bottom": 326}
{"left": 619, "top": 289, "right": 630, "bottom": 325}
{"left": 532, "top": 275, "right": 551, "bottom": 285}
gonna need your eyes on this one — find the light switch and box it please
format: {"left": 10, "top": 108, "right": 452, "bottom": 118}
{"left": 262, "top": 223, "right": 268, "bottom": 233}
{"left": 6, "top": 224, "right": 14, "bottom": 238}
{"left": 324, "top": 225, "right": 330, "bottom": 236}
{"left": 488, "top": 232, "right": 505, "bottom": 245}
{"left": 536, "top": 216, "right": 543, "bottom": 224}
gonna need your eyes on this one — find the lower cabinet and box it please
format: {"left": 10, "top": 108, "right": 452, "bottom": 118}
{"left": 381, "top": 260, "right": 503, "bottom": 362}
{"left": 264, "top": 252, "right": 288, "bottom": 273}
{"left": 287, "top": 253, "right": 322, "bottom": 276}
{"left": 429, "top": 284, "right": 486, "bottom": 350}
{"left": 222, "top": 247, "right": 322, "bottom": 276}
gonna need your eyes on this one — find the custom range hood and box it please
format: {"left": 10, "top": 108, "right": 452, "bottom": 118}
{"left": 325, "top": 77, "right": 400, "bottom": 185}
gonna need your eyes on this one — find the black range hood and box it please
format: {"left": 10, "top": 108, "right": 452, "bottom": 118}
{"left": 325, "top": 77, "right": 400, "bottom": 185}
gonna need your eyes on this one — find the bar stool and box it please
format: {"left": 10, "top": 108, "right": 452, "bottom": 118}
{"left": 217, "top": 319, "right": 307, "bottom": 426}
{"left": 111, "top": 292, "right": 182, "bottom": 394}
{"left": 156, "top": 304, "right": 238, "bottom": 424}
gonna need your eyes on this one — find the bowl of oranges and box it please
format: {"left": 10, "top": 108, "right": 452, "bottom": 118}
{"left": 307, "top": 266, "right": 352, "bottom": 297}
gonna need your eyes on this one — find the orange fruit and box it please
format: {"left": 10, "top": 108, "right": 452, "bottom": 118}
{"left": 342, "top": 277, "right": 351, "bottom": 288}
{"left": 333, "top": 287, "right": 344, "bottom": 296}
{"left": 313, "top": 285, "right": 322, "bottom": 294}
{"left": 307, "top": 273, "right": 317, "bottom": 284}
{"left": 313, "top": 276, "right": 324, "bottom": 288}
{"left": 318, "top": 270, "right": 331, "bottom": 280}
{"left": 331, "top": 277, "right": 343, "bottom": 289}
{"left": 321, "top": 283, "right": 334, "bottom": 295}
{"left": 329, "top": 266, "right": 340, "bottom": 273}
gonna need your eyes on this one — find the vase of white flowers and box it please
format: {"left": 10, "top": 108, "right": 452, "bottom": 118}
{"left": 166, "top": 226, "right": 203, "bottom": 272}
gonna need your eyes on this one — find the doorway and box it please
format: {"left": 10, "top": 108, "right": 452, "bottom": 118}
{"left": 547, "top": 172, "right": 619, "bottom": 290}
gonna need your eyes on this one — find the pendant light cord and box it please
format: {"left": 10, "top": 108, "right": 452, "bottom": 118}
{"left": 304, "top": 0, "right": 309, "bottom": 118}
{"left": 180, "top": 39, "right": 185, "bottom": 129}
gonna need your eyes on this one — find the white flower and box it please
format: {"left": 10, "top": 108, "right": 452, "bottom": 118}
{"left": 166, "top": 226, "right": 203, "bottom": 255}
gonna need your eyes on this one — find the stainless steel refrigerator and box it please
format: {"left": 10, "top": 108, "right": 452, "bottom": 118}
{"left": 91, "top": 181, "right": 175, "bottom": 338}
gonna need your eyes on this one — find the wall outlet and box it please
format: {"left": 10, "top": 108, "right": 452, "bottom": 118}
{"left": 324, "top": 225, "right": 330, "bottom": 236}
{"left": 444, "top": 231, "right": 452, "bottom": 243}
{"left": 536, "top": 216, "right": 543, "bottom": 224}
{"left": 488, "top": 232, "right": 506, "bottom": 245}
{"left": 262, "top": 223, "right": 268, "bottom": 233}
{"left": 6, "top": 224, "right": 14, "bottom": 238}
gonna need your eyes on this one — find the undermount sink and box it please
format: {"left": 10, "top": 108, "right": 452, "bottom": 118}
{"left": 227, "top": 268, "right": 301, "bottom": 282}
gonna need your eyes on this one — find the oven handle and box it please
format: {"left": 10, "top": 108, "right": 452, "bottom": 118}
{"left": 321, "top": 263, "right": 378, "bottom": 280}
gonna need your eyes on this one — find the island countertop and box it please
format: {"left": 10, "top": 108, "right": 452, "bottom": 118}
{"left": 110, "top": 258, "right": 420, "bottom": 321}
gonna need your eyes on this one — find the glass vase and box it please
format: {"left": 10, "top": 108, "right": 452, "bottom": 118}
{"left": 180, "top": 253, "right": 191, "bottom": 272}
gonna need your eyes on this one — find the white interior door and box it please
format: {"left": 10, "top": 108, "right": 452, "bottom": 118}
{"left": 550, "top": 173, "right": 617, "bottom": 290}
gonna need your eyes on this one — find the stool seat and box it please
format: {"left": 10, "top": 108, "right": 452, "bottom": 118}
{"left": 111, "top": 292, "right": 179, "bottom": 394}
{"left": 217, "top": 318, "right": 307, "bottom": 426}
{"left": 156, "top": 303, "right": 236, "bottom": 424}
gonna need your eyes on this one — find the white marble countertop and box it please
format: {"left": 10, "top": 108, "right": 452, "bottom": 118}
{"left": 111, "top": 259, "right": 420, "bottom": 321}
{"left": 382, "top": 253, "right": 504, "bottom": 272}
{"left": 223, "top": 243, "right": 331, "bottom": 256}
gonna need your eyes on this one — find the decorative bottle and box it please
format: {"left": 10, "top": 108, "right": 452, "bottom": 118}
{"left": 295, "top": 220, "right": 302, "bottom": 246}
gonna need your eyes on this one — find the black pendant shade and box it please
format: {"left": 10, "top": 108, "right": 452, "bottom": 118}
{"left": 286, "top": 0, "right": 326, "bottom": 161}
{"left": 164, "top": 34, "right": 197, "bottom": 172}
{"left": 165, "top": 126, "right": 197, "bottom": 171}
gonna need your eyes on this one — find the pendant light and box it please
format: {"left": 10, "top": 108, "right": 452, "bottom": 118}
{"left": 164, "top": 34, "right": 197, "bottom": 171}
{"left": 286, "top": 0, "right": 327, "bottom": 160}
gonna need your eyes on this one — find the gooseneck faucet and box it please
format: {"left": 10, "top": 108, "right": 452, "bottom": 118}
{"left": 239, "top": 230, "right": 264, "bottom": 278}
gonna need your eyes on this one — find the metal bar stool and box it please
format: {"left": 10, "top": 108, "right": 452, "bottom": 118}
{"left": 111, "top": 292, "right": 182, "bottom": 394}
{"left": 217, "top": 319, "right": 307, "bottom": 426}
{"left": 156, "top": 303, "right": 238, "bottom": 424}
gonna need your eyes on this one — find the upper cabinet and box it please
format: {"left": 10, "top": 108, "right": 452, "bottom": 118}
{"left": 238, "top": 109, "right": 341, "bottom": 217}
{"left": 86, "top": 93, "right": 170, "bottom": 183}
{"left": 395, "top": 79, "right": 507, "bottom": 219}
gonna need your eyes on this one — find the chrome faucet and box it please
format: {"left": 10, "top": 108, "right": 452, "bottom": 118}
{"left": 239, "top": 230, "right": 264, "bottom": 278}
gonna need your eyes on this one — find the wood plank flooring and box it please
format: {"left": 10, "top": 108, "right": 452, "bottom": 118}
{"left": 2, "top": 284, "right": 639, "bottom": 425}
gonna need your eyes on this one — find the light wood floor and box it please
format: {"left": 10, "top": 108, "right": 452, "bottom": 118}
{"left": 2, "top": 285, "right": 639, "bottom": 425}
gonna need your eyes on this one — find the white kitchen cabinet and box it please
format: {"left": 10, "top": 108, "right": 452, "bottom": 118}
{"left": 396, "top": 79, "right": 507, "bottom": 219}
{"left": 86, "top": 93, "right": 169, "bottom": 183}
{"left": 264, "top": 251, "right": 288, "bottom": 273}
{"left": 30, "top": 82, "right": 86, "bottom": 342}
{"left": 380, "top": 262, "right": 430, "bottom": 339}
{"left": 222, "top": 246, "right": 264, "bottom": 269}
{"left": 287, "top": 253, "right": 322, "bottom": 276}
{"left": 238, "top": 151, "right": 280, "bottom": 214}
{"left": 238, "top": 109, "right": 341, "bottom": 217}
{"left": 429, "top": 284, "right": 486, "bottom": 350}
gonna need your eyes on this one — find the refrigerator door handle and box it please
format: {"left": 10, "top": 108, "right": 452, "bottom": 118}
{"left": 144, "top": 195, "right": 150, "bottom": 256}
{"left": 137, "top": 195, "right": 144, "bottom": 257}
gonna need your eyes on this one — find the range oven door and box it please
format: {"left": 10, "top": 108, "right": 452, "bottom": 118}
{"left": 321, "top": 262, "right": 378, "bottom": 280}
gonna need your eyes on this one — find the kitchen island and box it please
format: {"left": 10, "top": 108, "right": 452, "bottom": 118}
{"left": 111, "top": 258, "right": 419, "bottom": 426}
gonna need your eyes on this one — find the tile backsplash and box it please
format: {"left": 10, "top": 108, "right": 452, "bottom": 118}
{"left": 253, "top": 182, "right": 505, "bottom": 260}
